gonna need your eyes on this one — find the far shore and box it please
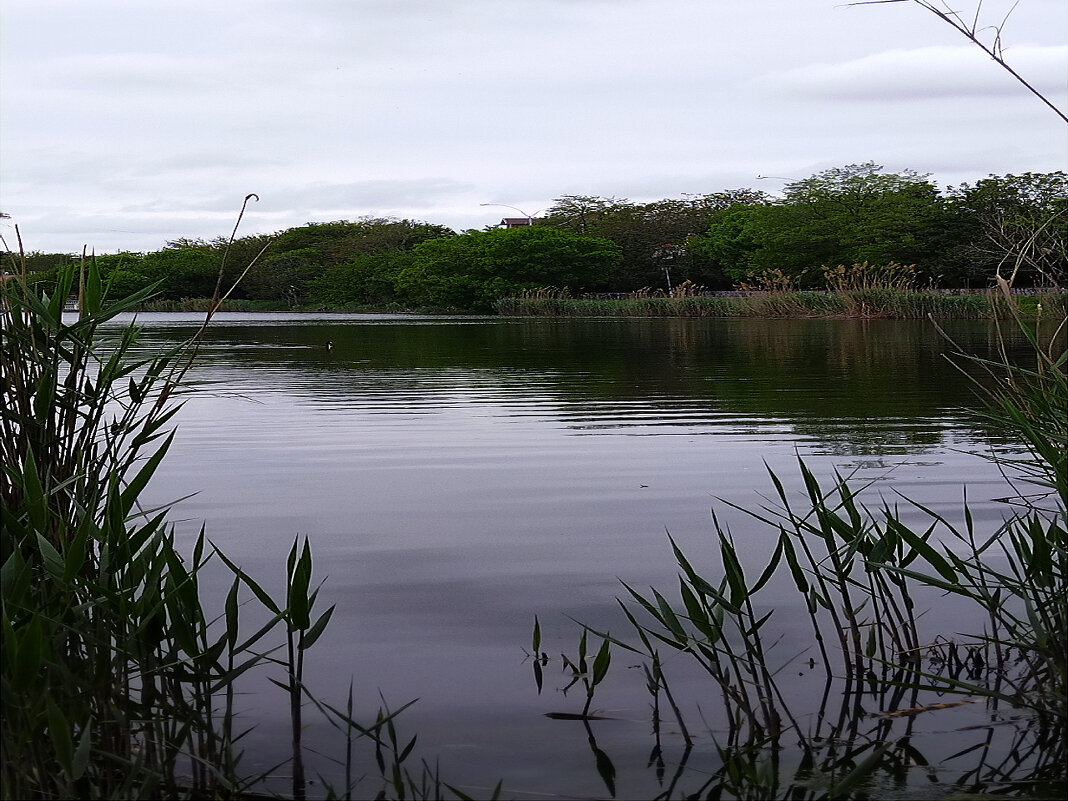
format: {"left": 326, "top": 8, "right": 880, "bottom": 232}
{"left": 121, "top": 287, "right": 1067, "bottom": 321}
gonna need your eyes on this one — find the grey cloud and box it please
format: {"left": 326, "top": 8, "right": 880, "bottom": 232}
{"left": 4, "top": 0, "right": 1067, "bottom": 254}
{"left": 761, "top": 45, "right": 1068, "bottom": 103}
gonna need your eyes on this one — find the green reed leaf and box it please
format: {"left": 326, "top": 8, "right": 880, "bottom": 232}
{"left": 679, "top": 579, "right": 716, "bottom": 642}
{"left": 652, "top": 588, "right": 688, "bottom": 644}
{"left": 118, "top": 432, "right": 175, "bottom": 518}
{"left": 287, "top": 538, "right": 312, "bottom": 630}
{"left": 719, "top": 535, "right": 748, "bottom": 607}
{"left": 84, "top": 259, "right": 103, "bottom": 314}
{"left": 11, "top": 618, "right": 45, "bottom": 692}
{"left": 890, "top": 523, "right": 959, "bottom": 583}
{"left": 46, "top": 698, "right": 74, "bottom": 777}
{"left": 751, "top": 535, "right": 784, "bottom": 595}
{"left": 71, "top": 719, "right": 92, "bottom": 781}
{"left": 300, "top": 604, "right": 336, "bottom": 650}
{"left": 225, "top": 576, "right": 240, "bottom": 648}
{"left": 213, "top": 545, "right": 282, "bottom": 614}
{"left": 62, "top": 523, "right": 90, "bottom": 583}
{"left": 591, "top": 636, "right": 612, "bottom": 686}
{"left": 20, "top": 448, "right": 47, "bottom": 536}
{"left": 35, "top": 533, "right": 64, "bottom": 579}
{"left": 780, "top": 531, "right": 810, "bottom": 594}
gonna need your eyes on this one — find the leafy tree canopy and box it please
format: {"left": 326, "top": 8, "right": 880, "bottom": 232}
{"left": 695, "top": 163, "right": 967, "bottom": 285}
{"left": 542, "top": 190, "right": 768, "bottom": 289}
{"left": 139, "top": 245, "right": 221, "bottom": 299}
{"left": 947, "top": 172, "right": 1068, "bottom": 287}
{"left": 268, "top": 218, "right": 454, "bottom": 265}
{"left": 394, "top": 226, "right": 621, "bottom": 311}
{"left": 13, "top": 170, "right": 1066, "bottom": 302}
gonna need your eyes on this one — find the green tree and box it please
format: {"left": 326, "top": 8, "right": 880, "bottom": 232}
{"left": 139, "top": 244, "right": 222, "bottom": 299}
{"left": 688, "top": 202, "right": 772, "bottom": 284}
{"left": 239, "top": 247, "right": 323, "bottom": 304}
{"left": 948, "top": 172, "right": 1068, "bottom": 288}
{"left": 304, "top": 218, "right": 453, "bottom": 307}
{"left": 543, "top": 191, "right": 767, "bottom": 290}
{"left": 541, "top": 195, "right": 627, "bottom": 235}
{"left": 268, "top": 218, "right": 453, "bottom": 265}
{"left": 696, "top": 163, "right": 966, "bottom": 286}
{"left": 309, "top": 249, "right": 416, "bottom": 308}
{"left": 91, "top": 252, "right": 154, "bottom": 298}
{"left": 394, "top": 226, "right": 621, "bottom": 311}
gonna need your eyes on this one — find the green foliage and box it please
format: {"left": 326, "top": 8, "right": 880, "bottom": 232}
{"left": 270, "top": 218, "right": 453, "bottom": 261}
{"left": 239, "top": 246, "right": 323, "bottom": 304}
{"left": 394, "top": 226, "right": 621, "bottom": 311}
{"left": 694, "top": 163, "right": 966, "bottom": 285}
{"left": 309, "top": 249, "right": 418, "bottom": 308}
{"left": 948, "top": 171, "right": 1068, "bottom": 287}
{"left": 687, "top": 201, "right": 768, "bottom": 282}
{"left": 293, "top": 218, "right": 455, "bottom": 307}
{"left": 139, "top": 243, "right": 222, "bottom": 299}
{"left": 85, "top": 251, "right": 153, "bottom": 298}
{"left": 542, "top": 190, "right": 767, "bottom": 289}
{"left": 0, "top": 262, "right": 467, "bottom": 800}
{"left": 11, "top": 171, "right": 1066, "bottom": 304}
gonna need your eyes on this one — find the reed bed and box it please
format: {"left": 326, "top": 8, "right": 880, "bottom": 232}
{"left": 497, "top": 289, "right": 1067, "bottom": 319}
{"left": 137, "top": 297, "right": 283, "bottom": 312}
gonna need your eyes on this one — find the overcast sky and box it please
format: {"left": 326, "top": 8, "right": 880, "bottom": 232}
{"left": 2, "top": 0, "right": 1065, "bottom": 255}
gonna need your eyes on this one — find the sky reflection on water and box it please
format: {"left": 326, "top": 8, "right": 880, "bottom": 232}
{"left": 123, "top": 313, "right": 1036, "bottom": 798}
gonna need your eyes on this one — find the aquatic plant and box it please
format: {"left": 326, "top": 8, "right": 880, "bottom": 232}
{"left": 535, "top": 283, "right": 1066, "bottom": 797}
{"left": 496, "top": 288, "right": 1066, "bottom": 319}
{"left": 0, "top": 222, "right": 474, "bottom": 800}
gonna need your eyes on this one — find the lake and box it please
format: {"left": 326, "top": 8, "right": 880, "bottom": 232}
{"left": 113, "top": 312, "right": 1041, "bottom": 798}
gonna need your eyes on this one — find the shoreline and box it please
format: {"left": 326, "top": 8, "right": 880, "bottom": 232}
{"left": 128, "top": 288, "right": 1068, "bottom": 320}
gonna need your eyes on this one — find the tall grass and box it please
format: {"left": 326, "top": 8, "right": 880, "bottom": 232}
{"left": 497, "top": 289, "right": 1066, "bottom": 319}
{"left": 1, "top": 242, "right": 478, "bottom": 798}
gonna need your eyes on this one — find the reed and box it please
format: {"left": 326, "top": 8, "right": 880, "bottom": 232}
{"left": 136, "top": 297, "right": 282, "bottom": 312}
{"left": 497, "top": 289, "right": 1066, "bottom": 319}
{"left": 1, "top": 235, "right": 464, "bottom": 799}
{"left": 2, "top": 255, "right": 246, "bottom": 798}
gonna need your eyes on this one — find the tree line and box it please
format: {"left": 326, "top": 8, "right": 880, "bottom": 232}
{"left": 11, "top": 164, "right": 1066, "bottom": 312}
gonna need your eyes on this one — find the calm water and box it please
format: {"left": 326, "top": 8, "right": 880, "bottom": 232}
{"left": 111, "top": 313, "right": 1040, "bottom": 798}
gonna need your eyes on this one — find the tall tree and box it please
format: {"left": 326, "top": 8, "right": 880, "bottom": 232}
{"left": 948, "top": 172, "right": 1068, "bottom": 288}
{"left": 543, "top": 191, "right": 767, "bottom": 290}
{"left": 695, "top": 163, "right": 963, "bottom": 285}
{"left": 139, "top": 244, "right": 221, "bottom": 299}
{"left": 393, "top": 226, "right": 621, "bottom": 311}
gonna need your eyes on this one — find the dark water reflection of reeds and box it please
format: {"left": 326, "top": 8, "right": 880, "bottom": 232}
{"left": 100, "top": 313, "right": 1056, "bottom": 799}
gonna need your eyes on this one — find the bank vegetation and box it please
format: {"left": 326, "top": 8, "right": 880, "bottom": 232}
{"left": 8, "top": 167, "right": 1066, "bottom": 315}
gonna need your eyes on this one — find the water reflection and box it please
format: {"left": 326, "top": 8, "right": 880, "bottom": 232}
{"left": 125, "top": 314, "right": 1025, "bottom": 454}
{"left": 108, "top": 313, "right": 1044, "bottom": 798}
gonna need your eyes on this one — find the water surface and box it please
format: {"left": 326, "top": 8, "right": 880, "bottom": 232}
{"left": 116, "top": 313, "right": 1037, "bottom": 798}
